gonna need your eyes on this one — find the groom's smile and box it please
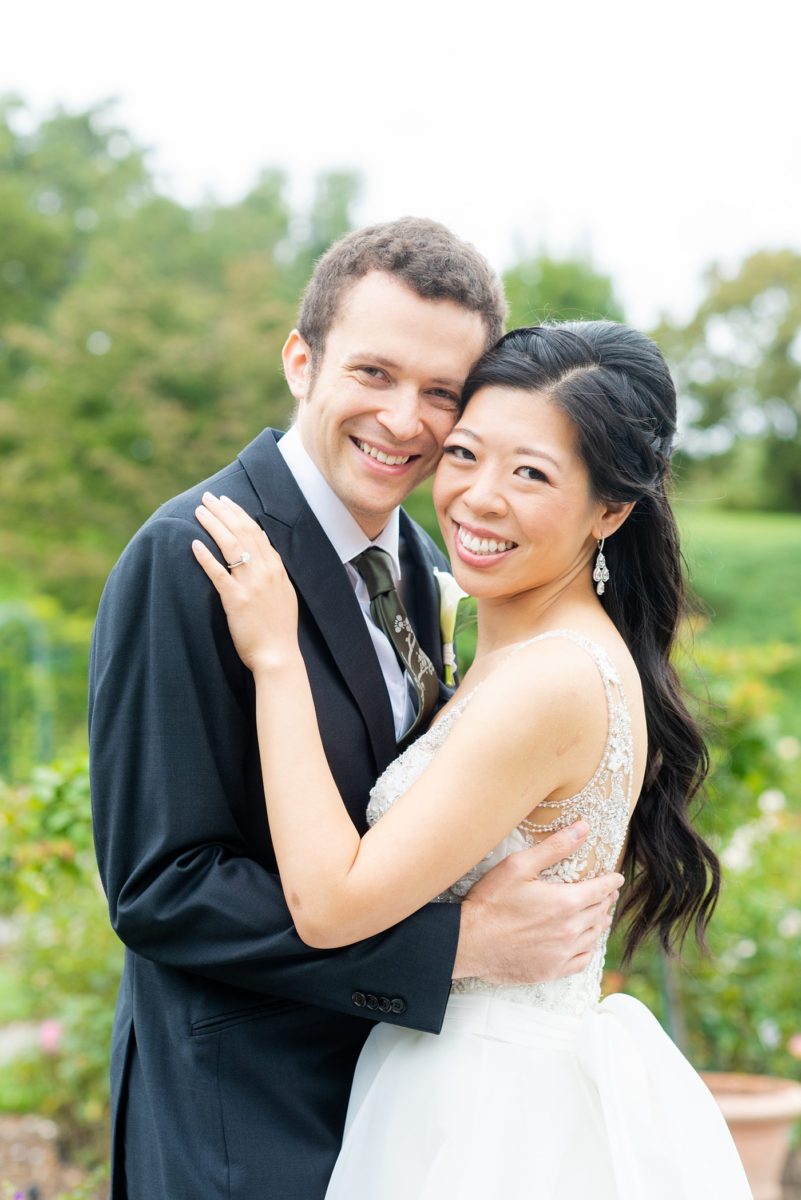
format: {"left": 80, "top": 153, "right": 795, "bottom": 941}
{"left": 283, "top": 270, "right": 488, "bottom": 539}
{"left": 351, "top": 436, "right": 414, "bottom": 469}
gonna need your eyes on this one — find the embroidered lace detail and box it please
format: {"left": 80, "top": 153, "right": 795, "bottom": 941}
{"left": 366, "top": 629, "right": 635, "bottom": 1019}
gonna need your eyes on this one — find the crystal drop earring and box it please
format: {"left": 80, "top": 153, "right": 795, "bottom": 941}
{"left": 593, "top": 537, "right": 610, "bottom": 596}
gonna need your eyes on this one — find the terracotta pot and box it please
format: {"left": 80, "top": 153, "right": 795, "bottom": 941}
{"left": 701, "top": 1071, "right": 801, "bottom": 1200}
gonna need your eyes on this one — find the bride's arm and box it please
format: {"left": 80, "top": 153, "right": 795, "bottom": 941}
{"left": 193, "top": 495, "right": 604, "bottom": 949}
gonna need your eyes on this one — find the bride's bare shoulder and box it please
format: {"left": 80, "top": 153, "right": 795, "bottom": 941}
{"left": 454, "top": 634, "right": 612, "bottom": 749}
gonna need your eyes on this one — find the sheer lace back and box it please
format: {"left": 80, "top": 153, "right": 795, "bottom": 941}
{"left": 366, "top": 629, "right": 636, "bottom": 1018}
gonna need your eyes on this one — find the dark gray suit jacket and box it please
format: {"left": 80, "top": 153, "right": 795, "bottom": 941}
{"left": 89, "top": 428, "right": 461, "bottom": 1199}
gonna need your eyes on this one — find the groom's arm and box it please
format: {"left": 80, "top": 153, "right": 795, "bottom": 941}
{"left": 90, "top": 514, "right": 460, "bottom": 1035}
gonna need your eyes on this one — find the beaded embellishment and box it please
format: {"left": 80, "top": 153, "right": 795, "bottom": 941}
{"left": 366, "top": 629, "right": 635, "bottom": 1018}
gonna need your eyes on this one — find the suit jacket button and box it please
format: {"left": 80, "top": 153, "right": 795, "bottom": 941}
{"left": 378, "top": 996, "right": 391, "bottom": 1013}
{"left": 352, "top": 991, "right": 366, "bottom": 1008}
{"left": 366, "top": 994, "right": 379, "bottom": 1011}
{"left": 389, "top": 997, "right": 406, "bottom": 1014}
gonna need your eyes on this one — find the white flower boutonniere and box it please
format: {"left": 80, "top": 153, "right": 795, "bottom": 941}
{"left": 433, "top": 567, "right": 469, "bottom": 686}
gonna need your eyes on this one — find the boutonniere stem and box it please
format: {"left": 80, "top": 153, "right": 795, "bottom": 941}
{"left": 433, "top": 568, "right": 469, "bottom": 686}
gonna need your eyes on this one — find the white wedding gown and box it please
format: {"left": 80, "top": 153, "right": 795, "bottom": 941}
{"left": 324, "top": 630, "right": 753, "bottom": 1199}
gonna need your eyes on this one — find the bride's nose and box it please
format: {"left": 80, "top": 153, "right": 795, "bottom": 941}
{"left": 462, "top": 467, "right": 508, "bottom": 517}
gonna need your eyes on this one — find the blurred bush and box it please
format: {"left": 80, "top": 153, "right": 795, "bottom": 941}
{"left": 0, "top": 756, "right": 121, "bottom": 1163}
{"left": 0, "top": 596, "right": 91, "bottom": 783}
{"left": 0, "top": 99, "right": 355, "bottom": 613}
{"left": 608, "top": 639, "right": 801, "bottom": 1080}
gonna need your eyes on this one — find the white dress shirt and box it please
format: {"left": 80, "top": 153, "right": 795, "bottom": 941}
{"left": 278, "top": 425, "right": 415, "bottom": 739}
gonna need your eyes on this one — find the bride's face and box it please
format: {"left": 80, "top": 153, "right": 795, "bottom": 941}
{"left": 433, "top": 386, "right": 606, "bottom": 600}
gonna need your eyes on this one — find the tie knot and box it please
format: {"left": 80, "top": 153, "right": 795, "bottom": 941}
{"left": 351, "top": 547, "right": 397, "bottom": 602}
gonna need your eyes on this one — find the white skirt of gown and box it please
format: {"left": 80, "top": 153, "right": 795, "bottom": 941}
{"left": 324, "top": 989, "right": 753, "bottom": 1200}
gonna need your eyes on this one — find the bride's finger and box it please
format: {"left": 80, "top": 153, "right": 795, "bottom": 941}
{"left": 217, "top": 496, "right": 280, "bottom": 552}
{"left": 201, "top": 493, "right": 286, "bottom": 579}
{"left": 195, "top": 502, "right": 244, "bottom": 565}
{"left": 191, "top": 539, "right": 233, "bottom": 595}
{"left": 202, "top": 493, "right": 272, "bottom": 559}
{"left": 212, "top": 493, "right": 262, "bottom": 539}
{"left": 216, "top": 496, "right": 285, "bottom": 568}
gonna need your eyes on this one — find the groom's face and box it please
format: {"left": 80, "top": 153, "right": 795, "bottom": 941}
{"left": 285, "top": 271, "right": 488, "bottom": 539}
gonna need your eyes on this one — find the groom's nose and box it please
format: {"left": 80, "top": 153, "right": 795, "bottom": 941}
{"left": 377, "top": 388, "right": 425, "bottom": 443}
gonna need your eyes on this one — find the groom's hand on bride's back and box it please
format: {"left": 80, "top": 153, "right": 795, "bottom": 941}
{"left": 451, "top": 821, "right": 623, "bottom": 984}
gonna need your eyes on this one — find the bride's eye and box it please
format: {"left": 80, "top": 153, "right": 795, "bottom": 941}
{"left": 443, "top": 445, "right": 476, "bottom": 462}
{"left": 515, "top": 465, "right": 549, "bottom": 483}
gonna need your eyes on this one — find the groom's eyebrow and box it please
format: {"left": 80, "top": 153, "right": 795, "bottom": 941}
{"left": 352, "top": 353, "right": 463, "bottom": 389}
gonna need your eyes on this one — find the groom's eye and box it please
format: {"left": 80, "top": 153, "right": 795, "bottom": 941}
{"left": 356, "top": 366, "right": 387, "bottom": 380}
{"left": 426, "top": 388, "right": 459, "bottom": 408}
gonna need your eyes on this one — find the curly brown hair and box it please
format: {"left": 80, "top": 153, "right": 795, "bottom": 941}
{"left": 297, "top": 217, "right": 507, "bottom": 370}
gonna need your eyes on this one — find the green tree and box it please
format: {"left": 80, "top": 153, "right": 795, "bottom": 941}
{"left": 0, "top": 95, "right": 151, "bottom": 336}
{"left": 0, "top": 103, "right": 360, "bottom": 611}
{"left": 502, "top": 252, "right": 625, "bottom": 329}
{"left": 656, "top": 249, "right": 801, "bottom": 512}
{"left": 287, "top": 170, "right": 362, "bottom": 293}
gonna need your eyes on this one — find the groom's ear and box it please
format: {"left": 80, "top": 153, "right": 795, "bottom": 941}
{"left": 282, "top": 330, "right": 313, "bottom": 404}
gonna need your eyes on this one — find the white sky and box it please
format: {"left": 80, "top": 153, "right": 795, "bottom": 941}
{"left": 7, "top": 0, "right": 801, "bottom": 327}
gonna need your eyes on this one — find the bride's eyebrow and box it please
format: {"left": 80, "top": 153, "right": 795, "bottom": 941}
{"left": 513, "top": 446, "right": 561, "bottom": 469}
{"left": 451, "top": 427, "right": 561, "bottom": 469}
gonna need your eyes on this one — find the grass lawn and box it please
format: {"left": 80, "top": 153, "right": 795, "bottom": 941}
{"left": 678, "top": 506, "right": 801, "bottom": 646}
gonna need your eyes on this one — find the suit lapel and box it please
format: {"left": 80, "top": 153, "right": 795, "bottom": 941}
{"left": 400, "top": 511, "right": 444, "bottom": 674}
{"left": 238, "top": 430, "right": 398, "bottom": 773}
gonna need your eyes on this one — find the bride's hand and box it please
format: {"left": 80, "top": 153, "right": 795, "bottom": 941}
{"left": 192, "top": 492, "right": 299, "bottom": 673}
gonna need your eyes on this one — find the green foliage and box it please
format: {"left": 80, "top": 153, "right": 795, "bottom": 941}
{"left": 0, "top": 96, "right": 150, "bottom": 333}
{"left": 0, "top": 758, "right": 122, "bottom": 1162}
{"left": 608, "top": 639, "right": 801, "bottom": 1079}
{"left": 0, "top": 596, "right": 91, "bottom": 783}
{"left": 678, "top": 506, "right": 801, "bottom": 648}
{"left": 656, "top": 249, "right": 801, "bottom": 511}
{"left": 1, "top": 1170, "right": 107, "bottom": 1200}
{"left": 0, "top": 100, "right": 358, "bottom": 612}
{"left": 503, "top": 252, "right": 625, "bottom": 328}
{"left": 291, "top": 171, "right": 362, "bottom": 285}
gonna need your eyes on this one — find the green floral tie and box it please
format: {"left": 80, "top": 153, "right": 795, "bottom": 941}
{"left": 351, "top": 547, "right": 440, "bottom": 743}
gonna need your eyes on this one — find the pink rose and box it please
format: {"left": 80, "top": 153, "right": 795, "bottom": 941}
{"left": 787, "top": 1033, "right": 801, "bottom": 1059}
{"left": 39, "top": 1018, "right": 63, "bottom": 1055}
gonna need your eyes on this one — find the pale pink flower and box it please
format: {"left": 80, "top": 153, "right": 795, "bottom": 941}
{"left": 787, "top": 1033, "right": 801, "bottom": 1059}
{"left": 39, "top": 1018, "right": 63, "bottom": 1055}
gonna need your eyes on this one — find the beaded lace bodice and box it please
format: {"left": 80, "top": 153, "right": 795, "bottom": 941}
{"left": 366, "top": 629, "right": 635, "bottom": 1018}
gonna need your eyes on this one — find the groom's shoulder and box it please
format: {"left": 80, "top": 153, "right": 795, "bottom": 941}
{"left": 400, "top": 509, "right": 450, "bottom": 573}
{"left": 152, "top": 427, "right": 283, "bottom": 527}
{"left": 103, "top": 429, "right": 283, "bottom": 591}
{"left": 147, "top": 460, "right": 250, "bottom": 529}
{"left": 132, "top": 428, "right": 282, "bottom": 548}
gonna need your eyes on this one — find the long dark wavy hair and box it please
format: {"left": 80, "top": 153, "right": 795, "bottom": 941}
{"left": 460, "top": 322, "right": 720, "bottom": 963}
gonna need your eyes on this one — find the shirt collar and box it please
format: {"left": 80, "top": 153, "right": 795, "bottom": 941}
{"left": 277, "top": 425, "right": 401, "bottom": 579}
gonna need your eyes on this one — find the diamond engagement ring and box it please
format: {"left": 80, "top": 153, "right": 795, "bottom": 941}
{"left": 226, "top": 551, "right": 252, "bottom": 569}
